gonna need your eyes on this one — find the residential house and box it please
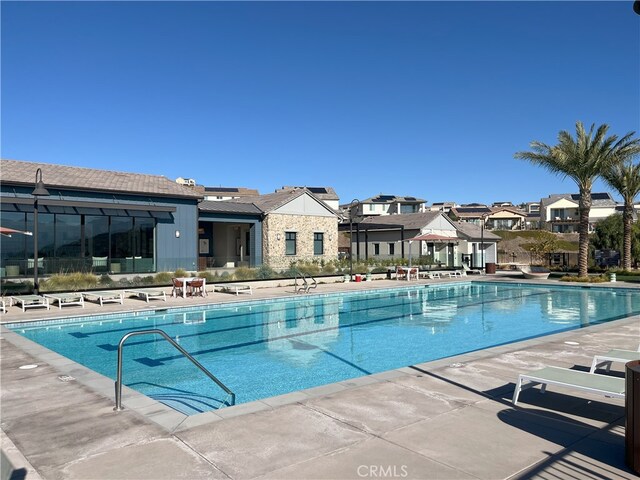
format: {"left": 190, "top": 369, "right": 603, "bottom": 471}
{"left": 203, "top": 186, "right": 259, "bottom": 201}
{"left": 428, "top": 202, "right": 458, "bottom": 213}
{"left": 449, "top": 205, "right": 527, "bottom": 231}
{"left": 202, "top": 189, "right": 339, "bottom": 270}
{"left": 342, "top": 212, "right": 500, "bottom": 269}
{"left": 540, "top": 193, "right": 618, "bottom": 233}
{"left": 1, "top": 159, "right": 202, "bottom": 277}
{"left": 276, "top": 186, "right": 340, "bottom": 211}
{"left": 345, "top": 194, "right": 426, "bottom": 218}
{"left": 176, "top": 177, "right": 196, "bottom": 187}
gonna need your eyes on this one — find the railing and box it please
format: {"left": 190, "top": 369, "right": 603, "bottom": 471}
{"left": 294, "top": 271, "right": 317, "bottom": 294}
{"left": 114, "top": 329, "right": 235, "bottom": 411}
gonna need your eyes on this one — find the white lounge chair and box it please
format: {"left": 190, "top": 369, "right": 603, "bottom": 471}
{"left": 0, "top": 299, "right": 6, "bottom": 314}
{"left": 512, "top": 366, "right": 625, "bottom": 405}
{"left": 82, "top": 291, "right": 124, "bottom": 306}
{"left": 43, "top": 293, "right": 85, "bottom": 309}
{"left": 10, "top": 295, "right": 50, "bottom": 312}
{"left": 212, "top": 283, "right": 252, "bottom": 295}
{"left": 124, "top": 289, "right": 167, "bottom": 302}
{"left": 589, "top": 347, "right": 640, "bottom": 373}
{"left": 462, "top": 264, "right": 483, "bottom": 275}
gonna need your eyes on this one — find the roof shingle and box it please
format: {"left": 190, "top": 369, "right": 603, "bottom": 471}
{"left": 1, "top": 159, "right": 202, "bottom": 199}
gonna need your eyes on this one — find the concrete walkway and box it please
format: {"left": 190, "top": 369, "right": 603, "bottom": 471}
{"left": 1, "top": 278, "right": 639, "bottom": 479}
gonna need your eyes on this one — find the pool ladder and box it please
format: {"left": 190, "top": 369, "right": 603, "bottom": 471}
{"left": 113, "top": 329, "right": 235, "bottom": 411}
{"left": 294, "top": 271, "right": 317, "bottom": 294}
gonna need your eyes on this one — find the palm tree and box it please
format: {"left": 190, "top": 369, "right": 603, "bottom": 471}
{"left": 602, "top": 159, "right": 640, "bottom": 270}
{"left": 515, "top": 122, "right": 640, "bottom": 277}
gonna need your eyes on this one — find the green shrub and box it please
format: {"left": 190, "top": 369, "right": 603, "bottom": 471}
{"left": 234, "top": 267, "right": 256, "bottom": 281}
{"left": 295, "top": 261, "right": 321, "bottom": 276}
{"left": 371, "top": 267, "right": 388, "bottom": 274}
{"left": 40, "top": 272, "right": 99, "bottom": 292}
{"left": 321, "top": 263, "right": 336, "bottom": 274}
{"left": 560, "top": 275, "right": 608, "bottom": 283}
{"left": 174, "top": 268, "right": 188, "bottom": 278}
{"left": 154, "top": 272, "right": 173, "bottom": 284}
{"left": 99, "top": 274, "right": 114, "bottom": 286}
{"left": 255, "top": 265, "right": 277, "bottom": 279}
{"left": 197, "top": 271, "right": 219, "bottom": 283}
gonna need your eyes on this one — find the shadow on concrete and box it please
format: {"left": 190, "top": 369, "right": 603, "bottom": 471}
{"left": 409, "top": 364, "right": 634, "bottom": 479}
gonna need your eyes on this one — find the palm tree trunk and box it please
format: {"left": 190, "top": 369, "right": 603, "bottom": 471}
{"left": 623, "top": 202, "right": 633, "bottom": 271}
{"left": 578, "top": 189, "right": 591, "bottom": 278}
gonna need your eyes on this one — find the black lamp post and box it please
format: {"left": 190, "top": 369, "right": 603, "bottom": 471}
{"left": 348, "top": 199, "right": 360, "bottom": 281}
{"left": 32, "top": 168, "right": 50, "bottom": 294}
{"left": 480, "top": 214, "right": 485, "bottom": 273}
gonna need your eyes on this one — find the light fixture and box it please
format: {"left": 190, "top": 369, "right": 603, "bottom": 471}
{"left": 175, "top": 230, "right": 181, "bottom": 238}
{"left": 276, "top": 233, "right": 281, "bottom": 241}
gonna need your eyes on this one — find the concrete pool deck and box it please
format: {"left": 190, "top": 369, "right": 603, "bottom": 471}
{"left": 1, "top": 277, "right": 639, "bottom": 479}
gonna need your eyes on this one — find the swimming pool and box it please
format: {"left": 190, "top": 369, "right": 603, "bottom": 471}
{"left": 7, "top": 282, "right": 640, "bottom": 415}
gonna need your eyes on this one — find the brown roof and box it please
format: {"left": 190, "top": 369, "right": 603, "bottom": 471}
{"left": 358, "top": 212, "right": 443, "bottom": 230}
{"left": 0, "top": 159, "right": 202, "bottom": 199}
{"left": 230, "top": 188, "right": 336, "bottom": 215}
{"left": 199, "top": 200, "right": 262, "bottom": 215}
{"left": 454, "top": 222, "right": 501, "bottom": 241}
{"left": 276, "top": 186, "right": 339, "bottom": 201}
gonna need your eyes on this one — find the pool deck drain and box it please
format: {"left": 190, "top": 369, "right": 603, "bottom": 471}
{"left": 1, "top": 277, "right": 639, "bottom": 479}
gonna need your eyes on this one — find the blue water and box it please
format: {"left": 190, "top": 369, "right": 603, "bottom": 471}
{"left": 8, "top": 282, "right": 640, "bottom": 415}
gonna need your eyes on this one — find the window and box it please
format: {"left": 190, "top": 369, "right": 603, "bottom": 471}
{"left": 388, "top": 243, "right": 395, "bottom": 255}
{"left": 373, "top": 243, "right": 380, "bottom": 255}
{"left": 313, "top": 233, "right": 324, "bottom": 255}
{"left": 285, "top": 232, "right": 296, "bottom": 255}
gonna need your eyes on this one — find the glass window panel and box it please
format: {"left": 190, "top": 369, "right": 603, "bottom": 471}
{"left": 313, "top": 233, "right": 323, "bottom": 255}
{"left": 26, "top": 213, "right": 55, "bottom": 259}
{"left": 55, "top": 214, "right": 81, "bottom": 258}
{"left": 0, "top": 212, "right": 27, "bottom": 275}
{"left": 133, "top": 217, "right": 155, "bottom": 272}
{"left": 85, "top": 216, "right": 110, "bottom": 272}
{"left": 110, "top": 217, "right": 133, "bottom": 273}
{"left": 285, "top": 232, "right": 296, "bottom": 255}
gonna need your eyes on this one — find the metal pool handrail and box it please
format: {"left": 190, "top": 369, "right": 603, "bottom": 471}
{"left": 113, "top": 328, "right": 235, "bottom": 411}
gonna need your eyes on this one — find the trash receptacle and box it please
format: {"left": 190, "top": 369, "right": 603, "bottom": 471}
{"left": 626, "top": 360, "right": 640, "bottom": 474}
{"left": 354, "top": 274, "right": 362, "bottom": 282}
{"left": 386, "top": 269, "right": 392, "bottom": 280}
{"left": 485, "top": 262, "right": 496, "bottom": 274}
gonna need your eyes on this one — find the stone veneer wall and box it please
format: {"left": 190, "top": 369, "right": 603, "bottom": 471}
{"left": 263, "top": 213, "right": 338, "bottom": 270}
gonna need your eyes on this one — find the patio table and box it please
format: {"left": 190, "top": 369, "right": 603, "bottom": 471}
{"left": 173, "top": 277, "right": 207, "bottom": 298}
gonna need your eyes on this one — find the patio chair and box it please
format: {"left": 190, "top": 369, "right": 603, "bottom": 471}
{"left": 188, "top": 278, "right": 205, "bottom": 297}
{"left": 512, "top": 366, "right": 625, "bottom": 405}
{"left": 9, "top": 295, "right": 50, "bottom": 312}
{"left": 396, "top": 266, "right": 413, "bottom": 280}
{"left": 43, "top": 293, "right": 85, "bottom": 309}
{"left": 171, "top": 278, "right": 185, "bottom": 298}
{"left": 81, "top": 291, "right": 124, "bottom": 306}
{"left": 0, "top": 299, "right": 6, "bottom": 314}
{"left": 589, "top": 346, "right": 640, "bottom": 373}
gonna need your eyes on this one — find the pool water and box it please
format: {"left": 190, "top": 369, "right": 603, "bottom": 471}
{"left": 8, "top": 282, "right": 640, "bottom": 415}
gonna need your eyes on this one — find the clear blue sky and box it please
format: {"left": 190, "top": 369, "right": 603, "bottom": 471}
{"left": 2, "top": 1, "right": 639, "bottom": 206}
